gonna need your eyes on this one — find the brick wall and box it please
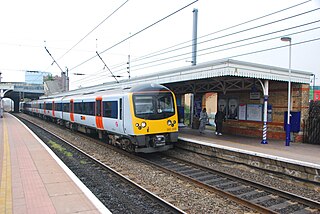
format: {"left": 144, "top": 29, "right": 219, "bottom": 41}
{"left": 218, "top": 81, "right": 309, "bottom": 142}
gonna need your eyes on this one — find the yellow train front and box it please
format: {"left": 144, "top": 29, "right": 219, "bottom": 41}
{"left": 126, "top": 84, "right": 178, "bottom": 153}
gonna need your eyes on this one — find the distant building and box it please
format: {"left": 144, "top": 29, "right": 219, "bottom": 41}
{"left": 310, "top": 86, "right": 320, "bottom": 101}
{"left": 25, "top": 71, "right": 51, "bottom": 84}
{"left": 43, "top": 72, "right": 69, "bottom": 96}
{"left": 314, "top": 86, "right": 320, "bottom": 101}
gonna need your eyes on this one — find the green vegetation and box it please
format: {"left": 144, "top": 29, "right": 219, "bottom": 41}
{"left": 80, "top": 160, "right": 87, "bottom": 164}
{"left": 48, "top": 140, "right": 73, "bottom": 157}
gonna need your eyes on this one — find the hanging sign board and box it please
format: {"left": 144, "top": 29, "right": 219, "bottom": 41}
{"left": 250, "top": 92, "right": 260, "bottom": 100}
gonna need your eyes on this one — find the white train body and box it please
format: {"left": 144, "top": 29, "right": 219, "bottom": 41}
{"left": 23, "top": 84, "right": 179, "bottom": 153}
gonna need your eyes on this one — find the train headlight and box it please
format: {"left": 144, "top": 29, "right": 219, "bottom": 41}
{"left": 135, "top": 123, "right": 139, "bottom": 127}
{"left": 167, "top": 120, "right": 172, "bottom": 126}
{"left": 141, "top": 121, "right": 147, "bottom": 128}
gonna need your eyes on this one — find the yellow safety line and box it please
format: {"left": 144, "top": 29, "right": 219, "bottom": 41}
{"left": 0, "top": 117, "right": 12, "bottom": 214}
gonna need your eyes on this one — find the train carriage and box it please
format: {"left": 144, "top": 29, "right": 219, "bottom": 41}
{"left": 23, "top": 83, "right": 178, "bottom": 153}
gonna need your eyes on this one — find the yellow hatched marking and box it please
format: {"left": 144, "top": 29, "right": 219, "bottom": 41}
{"left": 0, "top": 117, "right": 12, "bottom": 214}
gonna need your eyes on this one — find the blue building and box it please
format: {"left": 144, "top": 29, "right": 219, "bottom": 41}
{"left": 25, "top": 71, "right": 51, "bottom": 84}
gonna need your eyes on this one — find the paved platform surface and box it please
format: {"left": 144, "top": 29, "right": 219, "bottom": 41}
{"left": 0, "top": 113, "right": 110, "bottom": 214}
{"left": 179, "top": 126, "right": 320, "bottom": 167}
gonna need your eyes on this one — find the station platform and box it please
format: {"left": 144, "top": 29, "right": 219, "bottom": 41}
{"left": 0, "top": 113, "right": 110, "bottom": 214}
{"left": 178, "top": 126, "right": 320, "bottom": 183}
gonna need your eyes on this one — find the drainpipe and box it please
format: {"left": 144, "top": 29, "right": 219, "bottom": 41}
{"left": 192, "top": 8, "right": 198, "bottom": 66}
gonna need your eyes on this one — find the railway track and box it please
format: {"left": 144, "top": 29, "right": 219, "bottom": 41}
{"left": 139, "top": 153, "right": 320, "bottom": 214}
{"left": 16, "top": 113, "right": 320, "bottom": 213}
{"left": 17, "top": 115, "right": 185, "bottom": 214}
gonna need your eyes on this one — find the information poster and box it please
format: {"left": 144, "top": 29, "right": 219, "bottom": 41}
{"left": 246, "top": 104, "right": 262, "bottom": 121}
{"left": 228, "top": 98, "right": 238, "bottom": 120}
{"left": 218, "top": 99, "right": 227, "bottom": 114}
{"left": 238, "top": 104, "right": 246, "bottom": 120}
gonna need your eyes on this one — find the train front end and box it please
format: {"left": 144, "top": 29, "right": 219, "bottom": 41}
{"left": 129, "top": 84, "right": 178, "bottom": 153}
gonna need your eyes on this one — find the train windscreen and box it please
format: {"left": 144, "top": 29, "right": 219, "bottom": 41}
{"left": 133, "top": 92, "right": 175, "bottom": 120}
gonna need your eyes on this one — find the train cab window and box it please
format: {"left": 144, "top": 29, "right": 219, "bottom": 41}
{"left": 103, "top": 101, "right": 118, "bottom": 119}
{"left": 157, "top": 95, "right": 174, "bottom": 113}
{"left": 133, "top": 92, "right": 175, "bottom": 120}
{"left": 133, "top": 96, "right": 154, "bottom": 115}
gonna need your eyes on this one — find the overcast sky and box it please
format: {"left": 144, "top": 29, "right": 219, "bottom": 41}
{"left": 1, "top": 0, "right": 320, "bottom": 90}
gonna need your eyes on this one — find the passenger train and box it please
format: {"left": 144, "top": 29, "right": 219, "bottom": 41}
{"left": 22, "top": 84, "right": 178, "bottom": 153}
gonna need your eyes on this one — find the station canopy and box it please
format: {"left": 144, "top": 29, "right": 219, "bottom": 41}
{"left": 45, "top": 59, "right": 313, "bottom": 98}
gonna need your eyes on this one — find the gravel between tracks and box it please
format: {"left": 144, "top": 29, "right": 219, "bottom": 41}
{"left": 165, "top": 148, "right": 320, "bottom": 203}
{"left": 18, "top": 113, "right": 320, "bottom": 213}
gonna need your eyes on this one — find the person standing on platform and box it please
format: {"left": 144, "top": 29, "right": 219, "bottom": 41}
{"left": 199, "top": 108, "right": 208, "bottom": 134}
{"left": 215, "top": 108, "right": 225, "bottom": 135}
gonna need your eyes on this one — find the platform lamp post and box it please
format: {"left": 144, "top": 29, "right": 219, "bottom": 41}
{"left": 281, "top": 36, "right": 292, "bottom": 146}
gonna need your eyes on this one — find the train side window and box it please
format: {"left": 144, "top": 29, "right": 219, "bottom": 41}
{"left": 103, "top": 101, "right": 118, "bottom": 119}
{"left": 56, "top": 102, "right": 61, "bottom": 111}
{"left": 47, "top": 103, "right": 52, "bottom": 110}
{"left": 82, "top": 101, "right": 85, "bottom": 114}
{"left": 63, "top": 103, "right": 69, "bottom": 112}
{"left": 87, "top": 102, "right": 94, "bottom": 115}
{"left": 74, "top": 102, "right": 83, "bottom": 114}
{"left": 74, "top": 103, "right": 79, "bottom": 114}
{"left": 96, "top": 100, "right": 102, "bottom": 116}
{"left": 58, "top": 103, "right": 62, "bottom": 111}
{"left": 84, "top": 102, "right": 92, "bottom": 115}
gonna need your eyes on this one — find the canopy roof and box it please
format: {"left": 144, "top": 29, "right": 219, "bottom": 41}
{"left": 45, "top": 59, "right": 313, "bottom": 98}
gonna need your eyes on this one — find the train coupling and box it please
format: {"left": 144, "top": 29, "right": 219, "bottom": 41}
{"left": 154, "top": 135, "right": 166, "bottom": 147}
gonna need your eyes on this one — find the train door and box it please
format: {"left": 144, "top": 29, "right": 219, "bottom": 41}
{"left": 70, "top": 99, "right": 74, "bottom": 122}
{"left": 117, "top": 97, "right": 124, "bottom": 133}
{"left": 52, "top": 101, "right": 55, "bottom": 117}
{"left": 44, "top": 101, "right": 46, "bottom": 116}
{"left": 95, "top": 97, "right": 104, "bottom": 129}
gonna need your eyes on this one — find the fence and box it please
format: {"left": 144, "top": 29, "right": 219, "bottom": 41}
{"left": 303, "top": 101, "right": 320, "bottom": 144}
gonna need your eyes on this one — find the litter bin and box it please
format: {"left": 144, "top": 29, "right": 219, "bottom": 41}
{"left": 284, "top": 111, "right": 301, "bottom": 132}
{"left": 192, "top": 117, "right": 200, "bottom": 129}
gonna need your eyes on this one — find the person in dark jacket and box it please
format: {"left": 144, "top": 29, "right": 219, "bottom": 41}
{"left": 215, "top": 108, "right": 225, "bottom": 135}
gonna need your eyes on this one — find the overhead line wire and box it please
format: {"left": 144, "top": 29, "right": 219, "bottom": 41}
{"left": 69, "top": 0, "right": 198, "bottom": 71}
{"left": 128, "top": 21, "right": 320, "bottom": 70}
{"left": 57, "top": 0, "right": 129, "bottom": 61}
{"left": 71, "top": 22, "right": 320, "bottom": 85}
{"left": 73, "top": 36, "right": 320, "bottom": 86}
{"left": 127, "top": 7, "right": 320, "bottom": 66}
{"left": 104, "top": 0, "right": 314, "bottom": 72}
{"left": 70, "top": 0, "right": 312, "bottom": 82}
{"left": 129, "top": 32, "right": 320, "bottom": 72}
{"left": 127, "top": 0, "right": 312, "bottom": 63}
{"left": 71, "top": 1, "right": 317, "bottom": 85}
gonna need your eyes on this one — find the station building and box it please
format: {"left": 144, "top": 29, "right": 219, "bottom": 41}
{"left": 44, "top": 59, "right": 314, "bottom": 143}
{"left": 181, "top": 80, "right": 310, "bottom": 142}
{"left": 163, "top": 60, "right": 312, "bottom": 143}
